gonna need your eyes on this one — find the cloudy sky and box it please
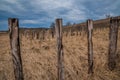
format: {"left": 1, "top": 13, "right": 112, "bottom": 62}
{"left": 0, "top": 0, "right": 120, "bottom": 30}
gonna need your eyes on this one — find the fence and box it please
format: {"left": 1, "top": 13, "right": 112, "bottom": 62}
{"left": 7, "top": 17, "right": 120, "bottom": 80}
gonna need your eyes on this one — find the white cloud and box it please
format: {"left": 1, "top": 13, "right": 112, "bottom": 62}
{"left": 0, "top": 0, "right": 119, "bottom": 29}
{"left": 0, "top": 0, "right": 26, "bottom": 15}
{"left": 4, "top": 0, "right": 18, "bottom": 4}
{"left": 63, "top": 8, "right": 87, "bottom": 21}
{"left": 30, "top": 0, "right": 73, "bottom": 10}
{"left": 29, "top": 0, "right": 87, "bottom": 22}
{"left": 0, "top": 4, "right": 16, "bottom": 14}
{"left": 21, "top": 20, "right": 40, "bottom": 24}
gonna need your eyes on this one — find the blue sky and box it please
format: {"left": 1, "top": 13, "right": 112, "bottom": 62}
{"left": 0, "top": 0, "right": 120, "bottom": 31}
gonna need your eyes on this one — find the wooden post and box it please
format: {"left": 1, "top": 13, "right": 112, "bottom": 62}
{"left": 36, "top": 32, "right": 39, "bottom": 39}
{"left": 55, "top": 19, "right": 64, "bottom": 80}
{"left": 42, "top": 30, "right": 45, "bottom": 40}
{"left": 108, "top": 17, "right": 119, "bottom": 70}
{"left": 87, "top": 19, "right": 94, "bottom": 74}
{"left": 8, "top": 18, "right": 24, "bottom": 80}
{"left": 51, "top": 27, "right": 55, "bottom": 38}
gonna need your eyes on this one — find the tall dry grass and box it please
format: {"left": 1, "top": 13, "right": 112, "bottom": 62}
{"left": 0, "top": 27, "right": 120, "bottom": 80}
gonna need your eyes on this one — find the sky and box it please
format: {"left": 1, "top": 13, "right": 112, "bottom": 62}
{"left": 0, "top": 0, "right": 120, "bottom": 31}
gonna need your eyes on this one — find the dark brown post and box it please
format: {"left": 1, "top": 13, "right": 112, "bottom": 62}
{"left": 8, "top": 18, "right": 24, "bottom": 80}
{"left": 108, "top": 17, "right": 119, "bottom": 70}
{"left": 87, "top": 19, "right": 94, "bottom": 74}
{"left": 42, "top": 30, "right": 45, "bottom": 40}
{"left": 55, "top": 19, "right": 64, "bottom": 80}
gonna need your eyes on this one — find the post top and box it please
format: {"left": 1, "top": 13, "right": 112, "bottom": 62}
{"left": 8, "top": 18, "right": 18, "bottom": 20}
{"left": 87, "top": 19, "right": 93, "bottom": 22}
{"left": 56, "top": 18, "right": 62, "bottom": 21}
{"left": 110, "top": 17, "right": 120, "bottom": 23}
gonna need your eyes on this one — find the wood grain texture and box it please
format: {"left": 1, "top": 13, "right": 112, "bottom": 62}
{"left": 8, "top": 18, "right": 24, "bottom": 80}
{"left": 55, "top": 19, "right": 64, "bottom": 80}
{"left": 87, "top": 19, "right": 94, "bottom": 74}
{"left": 108, "top": 17, "right": 119, "bottom": 70}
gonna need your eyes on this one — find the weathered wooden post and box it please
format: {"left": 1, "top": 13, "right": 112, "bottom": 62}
{"left": 108, "top": 17, "right": 119, "bottom": 70}
{"left": 51, "top": 27, "right": 55, "bottom": 38}
{"left": 42, "top": 30, "right": 45, "bottom": 40}
{"left": 55, "top": 19, "right": 64, "bottom": 80}
{"left": 87, "top": 19, "right": 94, "bottom": 74}
{"left": 36, "top": 32, "right": 38, "bottom": 39}
{"left": 8, "top": 18, "right": 24, "bottom": 80}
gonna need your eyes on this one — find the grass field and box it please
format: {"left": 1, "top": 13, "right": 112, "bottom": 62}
{"left": 0, "top": 27, "right": 120, "bottom": 80}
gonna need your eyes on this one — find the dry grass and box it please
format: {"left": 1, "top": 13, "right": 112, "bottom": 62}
{"left": 0, "top": 28, "right": 120, "bottom": 80}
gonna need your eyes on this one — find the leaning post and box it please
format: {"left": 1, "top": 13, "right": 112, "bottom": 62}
{"left": 8, "top": 18, "right": 24, "bottom": 80}
{"left": 55, "top": 18, "right": 64, "bottom": 80}
{"left": 108, "top": 17, "right": 119, "bottom": 70}
{"left": 87, "top": 19, "right": 94, "bottom": 74}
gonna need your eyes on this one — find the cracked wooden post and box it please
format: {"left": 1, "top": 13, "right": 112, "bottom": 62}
{"left": 108, "top": 17, "right": 119, "bottom": 70}
{"left": 8, "top": 18, "right": 24, "bottom": 80}
{"left": 55, "top": 18, "right": 64, "bottom": 80}
{"left": 87, "top": 19, "right": 94, "bottom": 74}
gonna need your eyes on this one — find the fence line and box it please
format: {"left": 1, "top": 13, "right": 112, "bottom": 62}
{"left": 20, "top": 20, "right": 111, "bottom": 40}
{"left": 7, "top": 17, "right": 120, "bottom": 80}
